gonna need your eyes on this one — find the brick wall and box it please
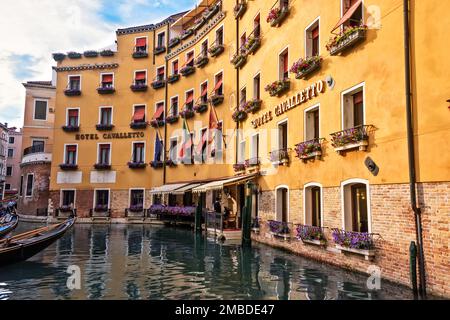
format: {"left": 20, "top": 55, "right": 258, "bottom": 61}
{"left": 18, "top": 163, "right": 50, "bottom": 216}
{"left": 254, "top": 182, "right": 450, "bottom": 298}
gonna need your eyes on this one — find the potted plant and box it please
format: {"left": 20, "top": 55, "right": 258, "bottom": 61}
{"left": 130, "top": 83, "right": 148, "bottom": 92}
{"left": 180, "top": 109, "right": 195, "bottom": 119}
{"left": 233, "top": 163, "right": 246, "bottom": 172}
{"left": 209, "top": 44, "right": 225, "bottom": 57}
{"left": 264, "top": 79, "right": 290, "bottom": 96}
{"left": 154, "top": 46, "right": 166, "bottom": 55}
{"left": 130, "top": 121, "right": 148, "bottom": 130}
{"left": 128, "top": 161, "right": 147, "bottom": 169}
{"left": 180, "top": 65, "right": 196, "bottom": 77}
{"left": 193, "top": 17, "right": 207, "bottom": 31}
{"left": 100, "top": 49, "right": 115, "bottom": 57}
{"left": 129, "top": 205, "right": 144, "bottom": 213}
{"left": 53, "top": 53, "right": 66, "bottom": 62}
{"left": 204, "top": 4, "right": 220, "bottom": 20}
{"left": 94, "top": 163, "right": 112, "bottom": 170}
{"left": 97, "top": 85, "right": 115, "bottom": 94}
{"left": 234, "top": 1, "right": 247, "bottom": 19}
{"left": 194, "top": 102, "right": 208, "bottom": 114}
{"left": 243, "top": 99, "right": 262, "bottom": 114}
{"left": 84, "top": 50, "right": 98, "bottom": 58}
{"left": 232, "top": 109, "right": 247, "bottom": 123}
{"left": 244, "top": 35, "right": 261, "bottom": 55}
{"left": 209, "top": 94, "right": 224, "bottom": 106}
{"left": 296, "top": 224, "right": 327, "bottom": 245}
{"left": 167, "top": 73, "right": 180, "bottom": 84}
{"left": 59, "top": 163, "right": 78, "bottom": 171}
{"left": 166, "top": 115, "right": 180, "bottom": 124}
{"left": 150, "top": 161, "right": 164, "bottom": 169}
{"left": 67, "top": 52, "right": 82, "bottom": 59}
{"left": 231, "top": 52, "right": 247, "bottom": 69}
{"left": 181, "top": 28, "right": 194, "bottom": 40}
{"left": 267, "top": 6, "right": 290, "bottom": 27}
{"left": 96, "top": 124, "right": 114, "bottom": 131}
{"left": 62, "top": 125, "right": 80, "bottom": 132}
{"left": 332, "top": 229, "right": 375, "bottom": 258}
{"left": 268, "top": 220, "right": 291, "bottom": 236}
{"left": 151, "top": 79, "right": 166, "bottom": 90}
{"left": 168, "top": 37, "right": 181, "bottom": 48}
{"left": 133, "top": 50, "right": 148, "bottom": 59}
{"left": 326, "top": 24, "right": 368, "bottom": 56}
{"left": 290, "top": 56, "right": 323, "bottom": 79}
{"left": 150, "top": 119, "right": 165, "bottom": 128}
{"left": 330, "top": 126, "right": 370, "bottom": 153}
{"left": 295, "top": 139, "right": 322, "bottom": 161}
{"left": 194, "top": 55, "right": 209, "bottom": 68}
{"left": 94, "top": 204, "right": 108, "bottom": 213}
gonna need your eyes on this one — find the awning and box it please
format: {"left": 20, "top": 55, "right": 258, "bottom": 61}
{"left": 153, "top": 105, "right": 164, "bottom": 120}
{"left": 136, "top": 38, "right": 147, "bottom": 47}
{"left": 150, "top": 183, "right": 190, "bottom": 195}
{"left": 171, "top": 183, "right": 203, "bottom": 195}
{"left": 192, "top": 174, "right": 257, "bottom": 193}
{"left": 331, "top": 0, "right": 362, "bottom": 33}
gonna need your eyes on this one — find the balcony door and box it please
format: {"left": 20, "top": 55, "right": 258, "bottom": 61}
{"left": 351, "top": 184, "right": 368, "bottom": 233}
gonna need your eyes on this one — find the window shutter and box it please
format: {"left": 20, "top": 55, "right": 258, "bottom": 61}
{"left": 102, "top": 74, "right": 113, "bottom": 83}
{"left": 67, "top": 145, "right": 77, "bottom": 152}
{"left": 283, "top": 52, "right": 289, "bottom": 73}
{"left": 136, "top": 38, "right": 147, "bottom": 47}
{"left": 353, "top": 91, "right": 364, "bottom": 104}
{"left": 68, "top": 109, "right": 78, "bottom": 117}
{"left": 135, "top": 71, "right": 146, "bottom": 80}
{"left": 133, "top": 107, "right": 146, "bottom": 121}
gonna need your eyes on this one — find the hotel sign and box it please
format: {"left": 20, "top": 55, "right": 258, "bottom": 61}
{"left": 251, "top": 80, "right": 325, "bottom": 129}
{"left": 75, "top": 132, "right": 145, "bottom": 141}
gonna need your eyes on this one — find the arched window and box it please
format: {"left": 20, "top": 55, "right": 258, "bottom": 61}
{"left": 276, "top": 186, "right": 289, "bottom": 222}
{"left": 341, "top": 179, "right": 371, "bottom": 233}
{"left": 304, "top": 183, "right": 323, "bottom": 227}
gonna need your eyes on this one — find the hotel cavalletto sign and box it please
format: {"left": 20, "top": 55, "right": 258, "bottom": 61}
{"left": 75, "top": 132, "right": 145, "bottom": 141}
{"left": 251, "top": 80, "right": 325, "bottom": 129}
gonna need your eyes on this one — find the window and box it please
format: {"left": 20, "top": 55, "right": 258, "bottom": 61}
{"left": 100, "top": 107, "right": 113, "bottom": 125}
{"left": 134, "top": 71, "right": 147, "bottom": 85}
{"left": 130, "top": 189, "right": 144, "bottom": 208}
{"left": 153, "top": 102, "right": 165, "bottom": 123}
{"left": 240, "top": 32, "right": 247, "bottom": 50}
{"left": 9, "top": 137, "right": 14, "bottom": 144}
{"left": 98, "top": 144, "right": 111, "bottom": 165}
{"left": 19, "top": 176, "right": 23, "bottom": 196}
{"left": 342, "top": 180, "right": 370, "bottom": 233}
{"left": 253, "top": 74, "right": 261, "bottom": 100}
{"left": 216, "top": 26, "right": 224, "bottom": 45}
{"left": 200, "top": 82, "right": 208, "bottom": 103}
{"left": 276, "top": 186, "right": 289, "bottom": 223}
{"left": 238, "top": 140, "right": 246, "bottom": 164}
{"left": 5, "top": 184, "right": 11, "bottom": 191}
{"left": 240, "top": 87, "right": 247, "bottom": 108}
{"left": 170, "top": 139, "right": 178, "bottom": 161}
{"left": 67, "top": 109, "right": 79, "bottom": 127}
{"left": 6, "top": 166, "right": 12, "bottom": 176}
{"left": 101, "top": 74, "right": 114, "bottom": 88}
{"left": 26, "top": 174, "right": 33, "bottom": 197}
{"left": 157, "top": 32, "right": 165, "bottom": 47}
{"left": 251, "top": 134, "right": 259, "bottom": 160}
{"left": 201, "top": 40, "right": 208, "bottom": 56}
{"left": 95, "top": 190, "right": 110, "bottom": 208}
{"left": 186, "top": 90, "right": 194, "bottom": 110}
{"left": 279, "top": 49, "right": 289, "bottom": 80}
{"left": 306, "top": 19, "right": 320, "bottom": 57}
{"left": 304, "top": 184, "right": 322, "bottom": 227}
{"left": 196, "top": 128, "right": 208, "bottom": 163}
{"left": 214, "top": 121, "right": 224, "bottom": 160}
{"left": 254, "top": 14, "right": 261, "bottom": 37}
{"left": 214, "top": 72, "right": 223, "bottom": 96}
{"left": 7, "top": 148, "right": 13, "bottom": 158}
{"left": 132, "top": 105, "right": 146, "bottom": 123}
{"left": 172, "top": 60, "right": 179, "bottom": 75}
{"left": 170, "top": 97, "right": 179, "bottom": 116}
{"left": 278, "top": 121, "right": 288, "bottom": 150}
{"left": 156, "top": 67, "right": 165, "bottom": 81}
{"left": 34, "top": 100, "right": 48, "bottom": 120}
{"left": 65, "top": 145, "right": 77, "bottom": 165}
{"left": 342, "top": 0, "right": 363, "bottom": 28}
{"left": 343, "top": 85, "right": 364, "bottom": 129}
{"left": 62, "top": 190, "right": 75, "bottom": 207}
{"left": 135, "top": 37, "right": 147, "bottom": 52}
{"left": 187, "top": 51, "right": 195, "bottom": 67}
{"left": 32, "top": 140, "right": 45, "bottom": 152}
{"left": 68, "top": 76, "right": 81, "bottom": 90}
{"left": 281, "top": 0, "right": 289, "bottom": 10}
{"left": 305, "top": 105, "right": 320, "bottom": 141}
{"left": 132, "top": 142, "right": 145, "bottom": 163}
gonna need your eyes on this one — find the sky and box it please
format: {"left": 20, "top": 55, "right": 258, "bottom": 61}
{"left": 0, "top": 0, "right": 197, "bottom": 128}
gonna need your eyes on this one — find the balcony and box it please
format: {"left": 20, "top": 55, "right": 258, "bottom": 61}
{"left": 268, "top": 220, "right": 292, "bottom": 240}
{"left": 166, "top": 115, "right": 180, "bottom": 124}
{"left": 94, "top": 163, "right": 112, "bottom": 170}
{"left": 151, "top": 79, "right": 166, "bottom": 90}
{"left": 150, "top": 161, "right": 164, "bottom": 169}
{"left": 128, "top": 161, "right": 147, "bottom": 169}
{"left": 181, "top": 28, "right": 194, "bottom": 41}
{"left": 132, "top": 50, "right": 148, "bottom": 59}
{"left": 243, "top": 99, "right": 262, "bottom": 114}
{"left": 233, "top": 163, "right": 246, "bottom": 174}
{"left": 130, "top": 121, "right": 148, "bottom": 130}
{"left": 193, "top": 17, "right": 207, "bottom": 31}
{"left": 265, "top": 79, "right": 290, "bottom": 97}
{"left": 232, "top": 109, "right": 247, "bottom": 123}
{"left": 233, "top": 1, "right": 247, "bottom": 19}
{"left": 194, "top": 54, "right": 209, "bottom": 68}
{"left": 194, "top": 102, "right": 208, "bottom": 114}
{"left": 126, "top": 206, "right": 145, "bottom": 218}
{"left": 167, "top": 74, "right": 180, "bottom": 84}
{"left": 291, "top": 56, "right": 323, "bottom": 80}
{"left": 267, "top": 2, "right": 290, "bottom": 27}
{"left": 168, "top": 37, "right": 181, "bottom": 48}
{"left": 245, "top": 157, "right": 260, "bottom": 169}
{"left": 209, "top": 42, "right": 224, "bottom": 57}
{"left": 231, "top": 51, "right": 247, "bottom": 69}
{"left": 24, "top": 144, "right": 45, "bottom": 157}
{"left": 59, "top": 163, "right": 78, "bottom": 171}
{"left": 96, "top": 124, "right": 114, "bottom": 131}
{"left": 130, "top": 84, "right": 148, "bottom": 92}
{"left": 332, "top": 228, "right": 376, "bottom": 260}
{"left": 180, "top": 65, "right": 196, "bottom": 77}
{"left": 295, "top": 138, "right": 323, "bottom": 162}
{"left": 330, "top": 125, "right": 372, "bottom": 155}
{"left": 270, "top": 148, "right": 290, "bottom": 165}
{"left": 97, "top": 85, "right": 115, "bottom": 94}
{"left": 154, "top": 46, "right": 166, "bottom": 55}
{"left": 150, "top": 119, "right": 165, "bottom": 128}
{"left": 296, "top": 224, "right": 327, "bottom": 246}
{"left": 327, "top": 25, "right": 367, "bottom": 56}
{"left": 180, "top": 108, "right": 195, "bottom": 120}
{"left": 62, "top": 125, "right": 80, "bottom": 133}
{"left": 209, "top": 93, "right": 224, "bottom": 106}
{"left": 22, "top": 145, "right": 52, "bottom": 165}
{"left": 203, "top": 3, "right": 220, "bottom": 20}
{"left": 64, "top": 88, "right": 81, "bottom": 96}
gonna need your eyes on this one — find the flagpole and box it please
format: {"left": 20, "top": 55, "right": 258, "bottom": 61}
{"left": 210, "top": 102, "right": 227, "bottom": 148}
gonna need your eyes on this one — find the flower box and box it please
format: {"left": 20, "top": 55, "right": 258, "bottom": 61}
{"left": 204, "top": 4, "right": 219, "bottom": 20}
{"left": 130, "top": 84, "right": 148, "bottom": 92}
{"left": 165, "top": 159, "right": 177, "bottom": 167}
{"left": 232, "top": 54, "right": 247, "bottom": 69}
{"left": 154, "top": 46, "right": 166, "bottom": 55}
{"left": 180, "top": 65, "right": 196, "bottom": 77}
{"left": 209, "top": 94, "right": 224, "bottom": 106}
{"left": 270, "top": 149, "right": 290, "bottom": 165}
{"left": 194, "top": 103, "right": 208, "bottom": 114}
{"left": 94, "top": 163, "right": 112, "bottom": 170}
{"left": 295, "top": 139, "right": 322, "bottom": 161}
{"left": 53, "top": 53, "right": 66, "bottom": 62}
{"left": 128, "top": 162, "right": 147, "bottom": 169}
{"left": 331, "top": 126, "right": 371, "bottom": 154}
{"left": 267, "top": 6, "right": 289, "bottom": 27}
{"left": 67, "top": 52, "right": 82, "bottom": 59}
{"left": 243, "top": 99, "right": 262, "bottom": 114}
{"left": 291, "top": 56, "right": 322, "bottom": 80}
{"left": 64, "top": 89, "right": 81, "bottom": 96}
{"left": 60, "top": 164, "right": 78, "bottom": 171}
{"left": 232, "top": 110, "right": 247, "bottom": 123}
{"left": 296, "top": 224, "right": 327, "bottom": 245}
{"left": 150, "top": 119, "right": 165, "bottom": 128}
{"left": 265, "top": 79, "right": 290, "bottom": 97}
{"left": 193, "top": 17, "right": 207, "bottom": 31}
{"left": 128, "top": 206, "right": 144, "bottom": 213}
{"left": 100, "top": 49, "right": 115, "bottom": 57}
{"left": 167, "top": 74, "right": 180, "bottom": 84}
{"left": 335, "top": 245, "right": 375, "bottom": 260}
{"left": 84, "top": 50, "right": 98, "bottom": 58}
{"left": 132, "top": 51, "right": 148, "bottom": 59}
{"left": 327, "top": 26, "right": 367, "bottom": 56}
{"left": 180, "top": 109, "right": 195, "bottom": 119}
{"left": 234, "top": 2, "right": 247, "bottom": 19}
{"left": 233, "top": 163, "right": 246, "bottom": 172}
{"left": 96, "top": 124, "right": 114, "bottom": 131}
{"left": 268, "top": 220, "right": 291, "bottom": 239}
{"left": 168, "top": 37, "right": 181, "bottom": 48}
{"left": 245, "top": 36, "right": 261, "bottom": 55}
{"left": 209, "top": 44, "right": 225, "bottom": 57}
{"left": 62, "top": 125, "right": 80, "bottom": 133}
{"left": 181, "top": 29, "right": 194, "bottom": 40}
{"left": 130, "top": 121, "right": 148, "bottom": 130}
{"left": 151, "top": 79, "right": 166, "bottom": 90}
{"left": 97, "top": 86, "right": 115, "bottom": 94}
{"left": 195, "top": 56, "right": 209, "bottom": 68}
{"left": 245, "top": 158, "right": 260, "bottom": 168}
{"left": 150, "top": 161, "right": 164, "bottom": 169}
{"left": 166, "top": 115, "right": 180, "bottom": 124}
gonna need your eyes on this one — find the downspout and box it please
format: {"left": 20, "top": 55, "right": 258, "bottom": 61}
{"left": 235, "top": 0, "right": 240, "bottom": 165}
{"left": 403, "top": 0, "right": 426, "bottom": 297}
{"left": 163, "top": 23, "right": 170, "bottom": 185}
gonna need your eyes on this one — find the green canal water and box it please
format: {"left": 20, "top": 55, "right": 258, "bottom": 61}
{"left": 0, "top": 223, "right": 416, "bottom": 300}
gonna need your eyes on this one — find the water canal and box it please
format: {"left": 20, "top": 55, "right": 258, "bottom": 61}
{"left": 0, "top": 223, "right": 416, "bottom": 300}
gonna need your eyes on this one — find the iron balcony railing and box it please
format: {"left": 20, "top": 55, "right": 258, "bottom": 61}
{"left": 330, "top": 125, "right": 372, "bottom": 148}
{"left": 23, "top": 144, "right": 45, "bottom": 156}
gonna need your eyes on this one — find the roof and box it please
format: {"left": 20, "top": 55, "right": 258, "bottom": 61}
{"left": 22, "top": 81, "right": 55, "bottom": 89}
{"left": 116, "top": 11, "right": 188, "bottom": 35}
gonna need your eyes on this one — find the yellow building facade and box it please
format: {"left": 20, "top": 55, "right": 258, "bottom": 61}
{"left": 50, "top": 0, "right": 449, "bottom": 297}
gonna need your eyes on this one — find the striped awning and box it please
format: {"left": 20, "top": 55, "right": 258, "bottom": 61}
{"left": 150, "top": 183, "right": 190, "bottom": 195}
{"left": 171, "top": 183, "right": 203, "bottom": 195}
{"left": 192, "top": 174, "right": 257, "bottom": 193}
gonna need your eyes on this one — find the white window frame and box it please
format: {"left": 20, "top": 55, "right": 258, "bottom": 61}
{"left": 215, "top": 24, "right": 225, "bottom": 45}
{"left": 25, "top": 173, "right": 34, "bottom": 198}
{"left": 304, "top": 16, "right": 321, "bottom": 57}
{"left": 253, "top": 72, "right": 261, "bottom": 100}
{"left": 340, "top": 178, "right": 372, "bottom": 233}
{"left": 63, "top": 143, "right": 79, "bottom": 165}
{"left": 68, "top": 74, "right": 82, "bottom": 90}
{"left": 93, "top": 188, "right": 111, "bottom": 209}
{"left": 98, "top": 106, "right": 114, "bottom": 125}
{"left": 156, "top": 31, "right": 166, "bottom": 47}
{"left": 100, "top": 72, "right": 115, "bottom": 87}
{"left": 214, "top": 70, "right": 224, "bottom": 94}
{"left": 303, "top": 182, "right": 324, "bottom": 227}
{"left": 97, "top": 142, "right": 112, "bottom": 165}
{"left": 278, "top": 46, "right": 289, "bottom": 81}
{"left": 303, "top": 103, "right": 321, "bottom": 141}
{"left": 276, "top": 118, "right": 288, "bottom": 151}
{"left": 134, "top": 69, "right": 148, "bottom": 85}
{"left": 169, "top": 137, "right": 179, "bottom": 161}
{"left": 172, "top": 59, "right": 179, "bottom": 75}
{"left": 340, "top": 0, "right": 365, "bottom": 31}
{"left": 33, "top": 99, "right": 49, "bottom": 121}
{"left": 341, "top": 82, "right": 366, "bottom": 130}
{"left": 156, "top": 65, "right": 166, "bottom": 79}
{"left": 185, "top": 88, "right": 195, "bottom": 105}
{"left": 250, "top": 133, "right": 259, "bottom": 159}
{"left": 129, "top": 188, "right": 146, "bottom": 208}
{"left": 6, "top": 166, "right": 13, "bottom": 176}
{"left": 131, "top": 141, "right": 146, "bottom": 163}
{"left": 66, "top": 107, "right": 80, "bottom": 127}
{"left": 169, "top": 95, "right": 179, "bottom": 116}
{"left": 60, "top": 189, "right": 77, "bottom": 208}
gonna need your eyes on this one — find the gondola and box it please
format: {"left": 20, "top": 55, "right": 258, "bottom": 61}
{"left": 0, "top": 217, "right": 76, "bottom": 267}
{"left": 0, "top": 214, "right": 19, "bottom": 238}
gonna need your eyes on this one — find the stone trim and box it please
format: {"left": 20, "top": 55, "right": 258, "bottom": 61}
{"left": 53, "top": 63, "right": 119, "bottom": 73}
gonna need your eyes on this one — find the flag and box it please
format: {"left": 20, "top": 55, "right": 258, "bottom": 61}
{"left": 154, "top": 133, "right": 163, "bottom": 161}
{"left": 208, "top": 107, "right": 219, "bottom": 144}
{"left": 179, "top": 118, "right": 191, "bottom": 158}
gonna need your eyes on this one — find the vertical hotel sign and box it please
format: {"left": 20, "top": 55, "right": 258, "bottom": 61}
{"left": 251, "top": 80, "right": 325, "bottom": 129}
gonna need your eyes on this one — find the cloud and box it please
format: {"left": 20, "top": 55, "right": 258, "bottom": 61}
{"left": 0, "top": 0, "right": 197, "bottom": 128}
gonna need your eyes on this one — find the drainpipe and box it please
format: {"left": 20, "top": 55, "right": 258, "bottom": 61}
{"left": 163, "top": 23, "right": 170, "bottom": 185}
{"left": 235, "top": 0, "right": 240, "bottom": 165}
{"left": 403, "top": 0, "right": 426, "bottom": 298}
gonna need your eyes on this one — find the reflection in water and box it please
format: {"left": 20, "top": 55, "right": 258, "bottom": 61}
{"left": 0, "top": 223, "right": 416, "bottom": 300}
